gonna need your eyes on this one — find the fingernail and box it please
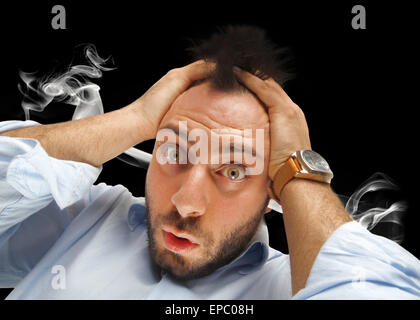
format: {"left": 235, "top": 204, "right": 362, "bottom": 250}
{"left": 233, "top": 66, "right": 241, "bottom": 73}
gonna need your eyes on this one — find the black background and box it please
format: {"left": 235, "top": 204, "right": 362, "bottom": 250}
{"left": 0, "top": 0, "right": 418, "bottom": 299}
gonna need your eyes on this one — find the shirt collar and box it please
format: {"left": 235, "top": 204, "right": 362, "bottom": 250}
{"left": 127, "top": 200, "right": 270, "bottom": 275}
{"left": 216, "top": 216, "right": 270, "bottom": 275}
{"left": 127, "top": 199, "right": 147, "bottom": 231}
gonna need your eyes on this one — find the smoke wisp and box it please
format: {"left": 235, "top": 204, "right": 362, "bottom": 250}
{"left": 18, "top": 44, "right": 151, "bottom": 168}
{"left": 344, "top": 172, "right": 407, "bottom": 244}
{"left": 16, "top": 45, "right": 409, "bottom": 244}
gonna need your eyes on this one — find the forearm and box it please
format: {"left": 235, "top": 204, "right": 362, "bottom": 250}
{"left": 279, "top": 179, "right": 353, "bottom": 295}
{"left": 0, "top": 103, "right": 150, "bottom": 167}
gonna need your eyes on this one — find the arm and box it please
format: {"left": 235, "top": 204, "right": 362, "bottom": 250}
{"left": 0, "top": 106, "right": 148, "bottom": 167}
{"left": 234, "top": 68, "right": 352, "bottom": 295}
{"left": 279, "top": 179, "right": 352, "bottom": 295}
{"left": 0, "top": 125, "right": 106, "bottom": 287}
{"left": 0, "top": 60, "right": 215, "bottom": 167}
{"left": 0, "top": 60, "right": 215, "bottom": 286}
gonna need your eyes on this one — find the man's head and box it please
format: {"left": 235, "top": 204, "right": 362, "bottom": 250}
{"left": 145, "top": 26, "right": 292, "bottom": 280}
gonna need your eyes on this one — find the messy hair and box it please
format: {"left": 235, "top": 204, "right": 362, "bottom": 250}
{"left": 187, "top": 25, "right": 295, "bottom": 92}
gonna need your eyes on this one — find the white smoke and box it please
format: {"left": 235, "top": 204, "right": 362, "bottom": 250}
{"left": 18, "top": 44, "right": 152, "bottom": 167}
{"left": 271, "top": 171, "right": 407, "bottom": 244}
{"left": 18, "top": 44, "right": 113, "bottom": 120}
{"left": 344, "top": 172, "right": 407, "bottom": 244}
{"left": 17, "top": 45, "right": 408, "bottom": 243}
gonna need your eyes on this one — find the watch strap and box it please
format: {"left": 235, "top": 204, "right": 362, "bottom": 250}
{"left": 271, "top": 156, "right": 302, "bottom": 200}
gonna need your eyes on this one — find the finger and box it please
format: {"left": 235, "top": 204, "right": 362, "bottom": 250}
{"left": 159, "top": 60, "right": 215, "bottom": 97}
{"left": 233, "top": 67, "right": 294, "bottom": 109}
{"left": 149, "top": 60, "right": 213, "bottom": 100}
{"left": 180, "top": 59, "right": 216, "bottom": 83}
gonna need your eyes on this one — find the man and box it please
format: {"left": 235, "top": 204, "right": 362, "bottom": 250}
{"left": 0, "top": 26, "right": 419, "bottom": 299}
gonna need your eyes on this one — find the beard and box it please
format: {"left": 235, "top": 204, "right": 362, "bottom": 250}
{"left": 145, "top": 184, "right": 269, "bottom": 281}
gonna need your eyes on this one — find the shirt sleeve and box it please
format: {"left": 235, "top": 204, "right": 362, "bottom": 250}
{"left": 292, "top": 221, "right": 420, "bottom": 300}
{"left": 0, "top": 120, "right": 105, "bottom": 287}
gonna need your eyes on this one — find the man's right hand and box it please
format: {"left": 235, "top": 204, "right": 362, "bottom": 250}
{"left": 0, "top": 60, "right": 214, "bottom": 167}
{"left": 127, "top": 60, "right": 215, "bottom": 140}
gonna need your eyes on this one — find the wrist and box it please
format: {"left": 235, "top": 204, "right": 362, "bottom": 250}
{"left": 268, "top": 160, "right": 286, "bottom": 181}
{"left": 279, "top": 178, "right": 330, "bottom": 204}
{"left": 124, "top": 102, "right": 155, "bottom": 142}
{"left": 269, "top": 150, "right": 334, "bottom": 202}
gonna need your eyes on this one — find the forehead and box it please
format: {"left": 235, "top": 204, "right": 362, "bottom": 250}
{"left": 159, "top": 82, "right": 269, "bottom": 132}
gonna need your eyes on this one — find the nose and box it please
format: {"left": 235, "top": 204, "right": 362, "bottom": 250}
{"left": 171, "top": 165, "right": 210, "bottom": 218}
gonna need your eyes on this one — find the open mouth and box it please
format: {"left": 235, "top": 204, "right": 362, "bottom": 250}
{"left": 162, "top": 228, "right": 200, "bottom": 254}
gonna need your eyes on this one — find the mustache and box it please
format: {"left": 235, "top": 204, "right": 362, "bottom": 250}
{"left": 161, "top": 210, "right": 203, "bottom": 235}
{"left": 145, "top": 182, "right": 214, "bottom": 244}
{"left": 150, "top": 207, "right": 214, "bottom": 246}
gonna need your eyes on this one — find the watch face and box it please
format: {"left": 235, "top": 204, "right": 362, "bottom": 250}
{"left": 301, "top": 150, "right": 330, "bottom": 172}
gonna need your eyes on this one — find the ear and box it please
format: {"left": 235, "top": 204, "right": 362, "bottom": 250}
{"left": 264, "top": 189, "right": 273, "bottom": 214}
{"left": 264, "top": 206, "right": 272, "bottom": 214}
{"left": 264, "top": 178, "right": 276, "bottom": 214}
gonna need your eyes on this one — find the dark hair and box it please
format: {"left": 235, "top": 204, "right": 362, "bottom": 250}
{"left": 187, "top": 25, "right": 294, "bottom": 92}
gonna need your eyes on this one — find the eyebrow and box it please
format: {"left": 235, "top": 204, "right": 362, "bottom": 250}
{"left": 159, "top": 124, "right": 259, "bottom": 159}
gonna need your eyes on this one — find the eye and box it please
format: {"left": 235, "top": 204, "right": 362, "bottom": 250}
{"left": 156, "top": 143, "right": 186, "bottom": 164}
{"left": 166, "top": 145, "right": 179, "bottom": 162}
{"left": 219, "top": 165, "right": 246, "bottom": 181}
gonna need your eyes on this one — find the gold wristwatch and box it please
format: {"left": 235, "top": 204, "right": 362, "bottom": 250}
{"left": 268, "top": 150, "right": 334, "bottom": 201}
